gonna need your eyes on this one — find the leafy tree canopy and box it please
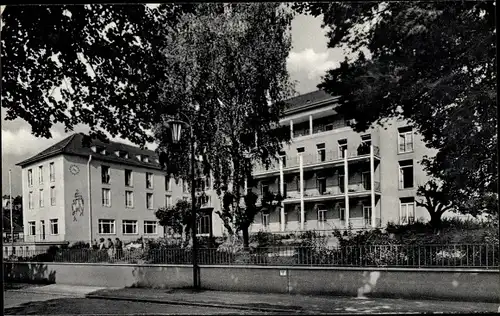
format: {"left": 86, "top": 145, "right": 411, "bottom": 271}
{"left": 294, "top": 1, "right": 497, "bottom": 216}
{"left": 2, "top": 4, "right": 195, "bottom": 146}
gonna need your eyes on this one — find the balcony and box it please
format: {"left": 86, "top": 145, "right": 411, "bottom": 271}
{"left": 282, "top": 181, "right": 381, "bottom": 203}
{"left": 254, "top": 146, "right": 380, "bottom": 176}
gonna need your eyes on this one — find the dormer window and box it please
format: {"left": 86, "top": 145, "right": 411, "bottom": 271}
{"left": 91, "top": 145, "right": 106, "bottom": 155}
{"left": 143, "top": 156, "right": 149, "bottom": 163}
{"left": 115, "top": 150, "right": 129, "bottom": 159}
{"left": 136, "top": 154, "right": 142, "bottom": 161}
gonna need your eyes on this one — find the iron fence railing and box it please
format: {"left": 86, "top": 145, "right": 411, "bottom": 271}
{"left": 4, "top": 244, "right": 498, "bottom": 269}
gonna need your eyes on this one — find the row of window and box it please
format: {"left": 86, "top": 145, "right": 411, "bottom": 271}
{"left": 27, "top": 187, "right": 56, "bottom": 209}
{"left": 261, "top": 158, "right": 415, "bottom": 195}
{"left": 27, "top": 163, "right": 56, "bottom": 187}
{"left": 102, "top": 167, "right": 211, "bottom": 192}
{"left": 91, "top": 145, "right": 154, "bottom": 163}
{"left": 97, "top": 219, "right": 158, "bottom": 235}
{"left": 259, "top": 198, "right": 415, "bottom": 227}
{"left": 28, "top": 219, "right": 59, "bottom": 236}
{"left": 102, "top": 189, "right": 211, "bottom": 209}
{"left": 285, "top": 126, "right": 413, "bottom": 163}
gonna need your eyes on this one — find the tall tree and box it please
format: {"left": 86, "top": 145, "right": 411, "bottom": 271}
{"left": 154, "top": 3, "right": 294, "bottom": 247}
{"left": 294, "top": 1, "right": 497, "bottom": 219}
{"left": 1, "top": 4, "right": 195, "bottom": 145}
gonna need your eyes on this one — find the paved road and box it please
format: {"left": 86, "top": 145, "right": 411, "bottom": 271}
{"left": 3, "top": 291, "right": 272, "bottom": 315}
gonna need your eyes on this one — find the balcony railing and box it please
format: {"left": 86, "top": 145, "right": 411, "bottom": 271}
{"left": 254, "top": 146, "right": 380, "bottom": 174}
{"left": 283, "top": 181, "right": 381, "bottom": 200}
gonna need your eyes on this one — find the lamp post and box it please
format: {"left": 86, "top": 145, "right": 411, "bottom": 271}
{"left": 167, "top": 113, "right": 199, "bottom": 289}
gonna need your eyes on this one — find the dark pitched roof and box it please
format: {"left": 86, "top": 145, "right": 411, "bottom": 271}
{"left": 17, "top": 133, "right": 162, "bottom": 170}
{"left": 284, "top": 89, "right": 340, "bottom": 115}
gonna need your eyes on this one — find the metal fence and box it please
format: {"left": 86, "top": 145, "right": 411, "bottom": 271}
{"left": 4, "top": 244, "right": 499, "bottom": 269}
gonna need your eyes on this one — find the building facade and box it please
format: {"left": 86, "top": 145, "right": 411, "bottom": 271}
{"left": 15, "top": 133, "right": 225, "bottom": 251}
{"left": 249, "top": 90, "right": 437, "bottom": 234}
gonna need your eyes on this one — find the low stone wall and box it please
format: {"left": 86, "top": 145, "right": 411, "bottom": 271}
{"left": 4, "top": 262, "right": 499, "bottom": 303}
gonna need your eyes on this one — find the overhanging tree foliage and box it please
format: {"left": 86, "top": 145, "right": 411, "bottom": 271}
{"left": 3, "top": 4, "right": 294, "bottom": 248}
{"left": 1, "top": 4, "right": 195, "bottom": 145}
{"left": 153, "top": 3, "right": 294, "bottom": 248}
{"left": 294, "top": 1, "right": 497, "bottom": 219}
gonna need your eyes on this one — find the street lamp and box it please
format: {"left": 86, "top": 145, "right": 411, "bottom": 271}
{"left": 166, "top": 112, "right": 200, "bottom": 289}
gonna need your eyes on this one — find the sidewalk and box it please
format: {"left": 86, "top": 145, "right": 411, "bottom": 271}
{"left": 86, "top": 287, "right": 500, "bottom": 314}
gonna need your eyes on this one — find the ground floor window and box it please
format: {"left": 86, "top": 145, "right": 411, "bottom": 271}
{"left": 400, "top": 198, "right": 415, "bottom": 224}
{"left": 98, "top": 219, "right": 116, "bottom": 234}
{"left": 122, "top": 220, "right": 138, "bottom": 235}
{"left": 197, "top": 215, "right": 210, "bottom": 234}
{"left": 363, "top": 206, "right": 372, "bottom": 225}
{"left": 144, "top": 221, "right": 158, "bottom": 234}
{"left": 317, "top": 208, "right": 327, "bottom": 229}
{"left": 262, "top": 213, "right": 270, "bottom": 228}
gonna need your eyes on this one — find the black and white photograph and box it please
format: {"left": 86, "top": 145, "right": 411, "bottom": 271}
{"left": 1, "top": 2, "right": 498, "bottom": 315}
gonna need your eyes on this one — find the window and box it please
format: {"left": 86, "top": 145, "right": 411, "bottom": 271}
{"left": 316, "top": 143, "right": 326, "bottom": 162}
{"left": 338, "top": 139, "right": 347, "bottom": 158}
{"left": 358, "top": 134, "right": 371, "bottom": 155}
{"left": 146, "top": 173, "right": 153, "bottom": 189}
{"left": 205, "top": 177, "right": 212, "bottom": 190}
{"left": 98, "top": 219, "right": 115, "bottom": 234}
{"left": 283, "top": 183, "right": 287, "bottom": 198}
{"left": 122, "top": 220, "right": 138, "bottom": 235}
{"left": 165, "top": 195, "right": 172, "bottom": 208}
{"left": 28, "top": 221, "right": 36, "bottom": 235}
{"left": 400, "top": 198, "right": 415, "bottom": 225}
{"left": 165, "top": 176, "right": 171, "bottom": 191}
{"left": 50, "top": 186, "right": 56, "bottom": 206}
{"left": 29, "top": 191, "right": 33, "bottom": 209}
{"left": 261, "top": 184, "right": 269, "bottom": 196}
{"left": 399, "top": 160, "right": 414, "bottom": 189}
{"left": 146, "top": 193, "right": 154, "bottom": 209}
{"left": 49, "top": 162, "right": 55, "bottom": 182}
{"left": 317, "top": 208, "right": 327, "bottom": 229}
{"left": 40, "top": 220, "right": 46, "bottom": 240}
{"left": 144, "top": 221, "right": 158, "bottom": 234}
{"left": 28, "top": 169, "right": 33, "bottom": 187}
{"left": 317, "top": 178, "right": 326, "bottom": 195}
{"left": 197, "top": 215, "right": 210, "bottom": 234}
{"left": 143, "top": 156, "right": 150, "bottom": 163}
{"left": 339, "top": 206, "right": 346, "bottom": 221}
{"left": 39, "top": 165, "right": 44, "bottom": 184}
{"left": 280, "top": 154, "right": 287, "bottom": 168}
{"left": 39, "top": 189, "right": 44, "bottom": 208}
{"left": 363, "top": 206, "right": 372, "bottom": 226}
{"left": 338, "top": 173, "right": 345, "bottom": 193}
{"left": 125, "top": 169, "right": 133, "bottom": 187}
{"left": 101, "top": 166, "right": 110, "bottom": 184}
{"left": 262, "top": 213, "right": 270, "bottom": 228}
{"left": 102, "top": 188, "right": 111, "bottom": 206}
{"left": 296, "top": 147, "right": 305, "bottom": 163}
{"left": 362, "top": 171, "right": 371, "bottom": 190}
{"left": 115, "top": 150, "right": 129, "bottom": 158}
{"left": 398, "top": 126, "right": 414, "bottom": 153}
{"left": 125, "top": 191, "right": 134, "bottom": 208}
{"left": 50, "top": 219, "right": 59, "bottom": 235}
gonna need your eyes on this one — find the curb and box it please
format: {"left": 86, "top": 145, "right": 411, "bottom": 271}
{"left": 85, "top": 294, "right": 308, "bottom": 314}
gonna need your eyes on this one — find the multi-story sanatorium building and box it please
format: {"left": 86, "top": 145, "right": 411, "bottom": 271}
{"left": 12, "top": 89, "right": 437, "bottom": 254}
{"left": 15, "top": 133, "right": 224, "bottom": 251}
{"left": 248, "top": 90, "right": 436, "bottom": 234}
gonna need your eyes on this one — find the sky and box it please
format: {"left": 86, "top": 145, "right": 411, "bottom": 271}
{"left": 1, "top": 10, "right": 353, "bottom": 197}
